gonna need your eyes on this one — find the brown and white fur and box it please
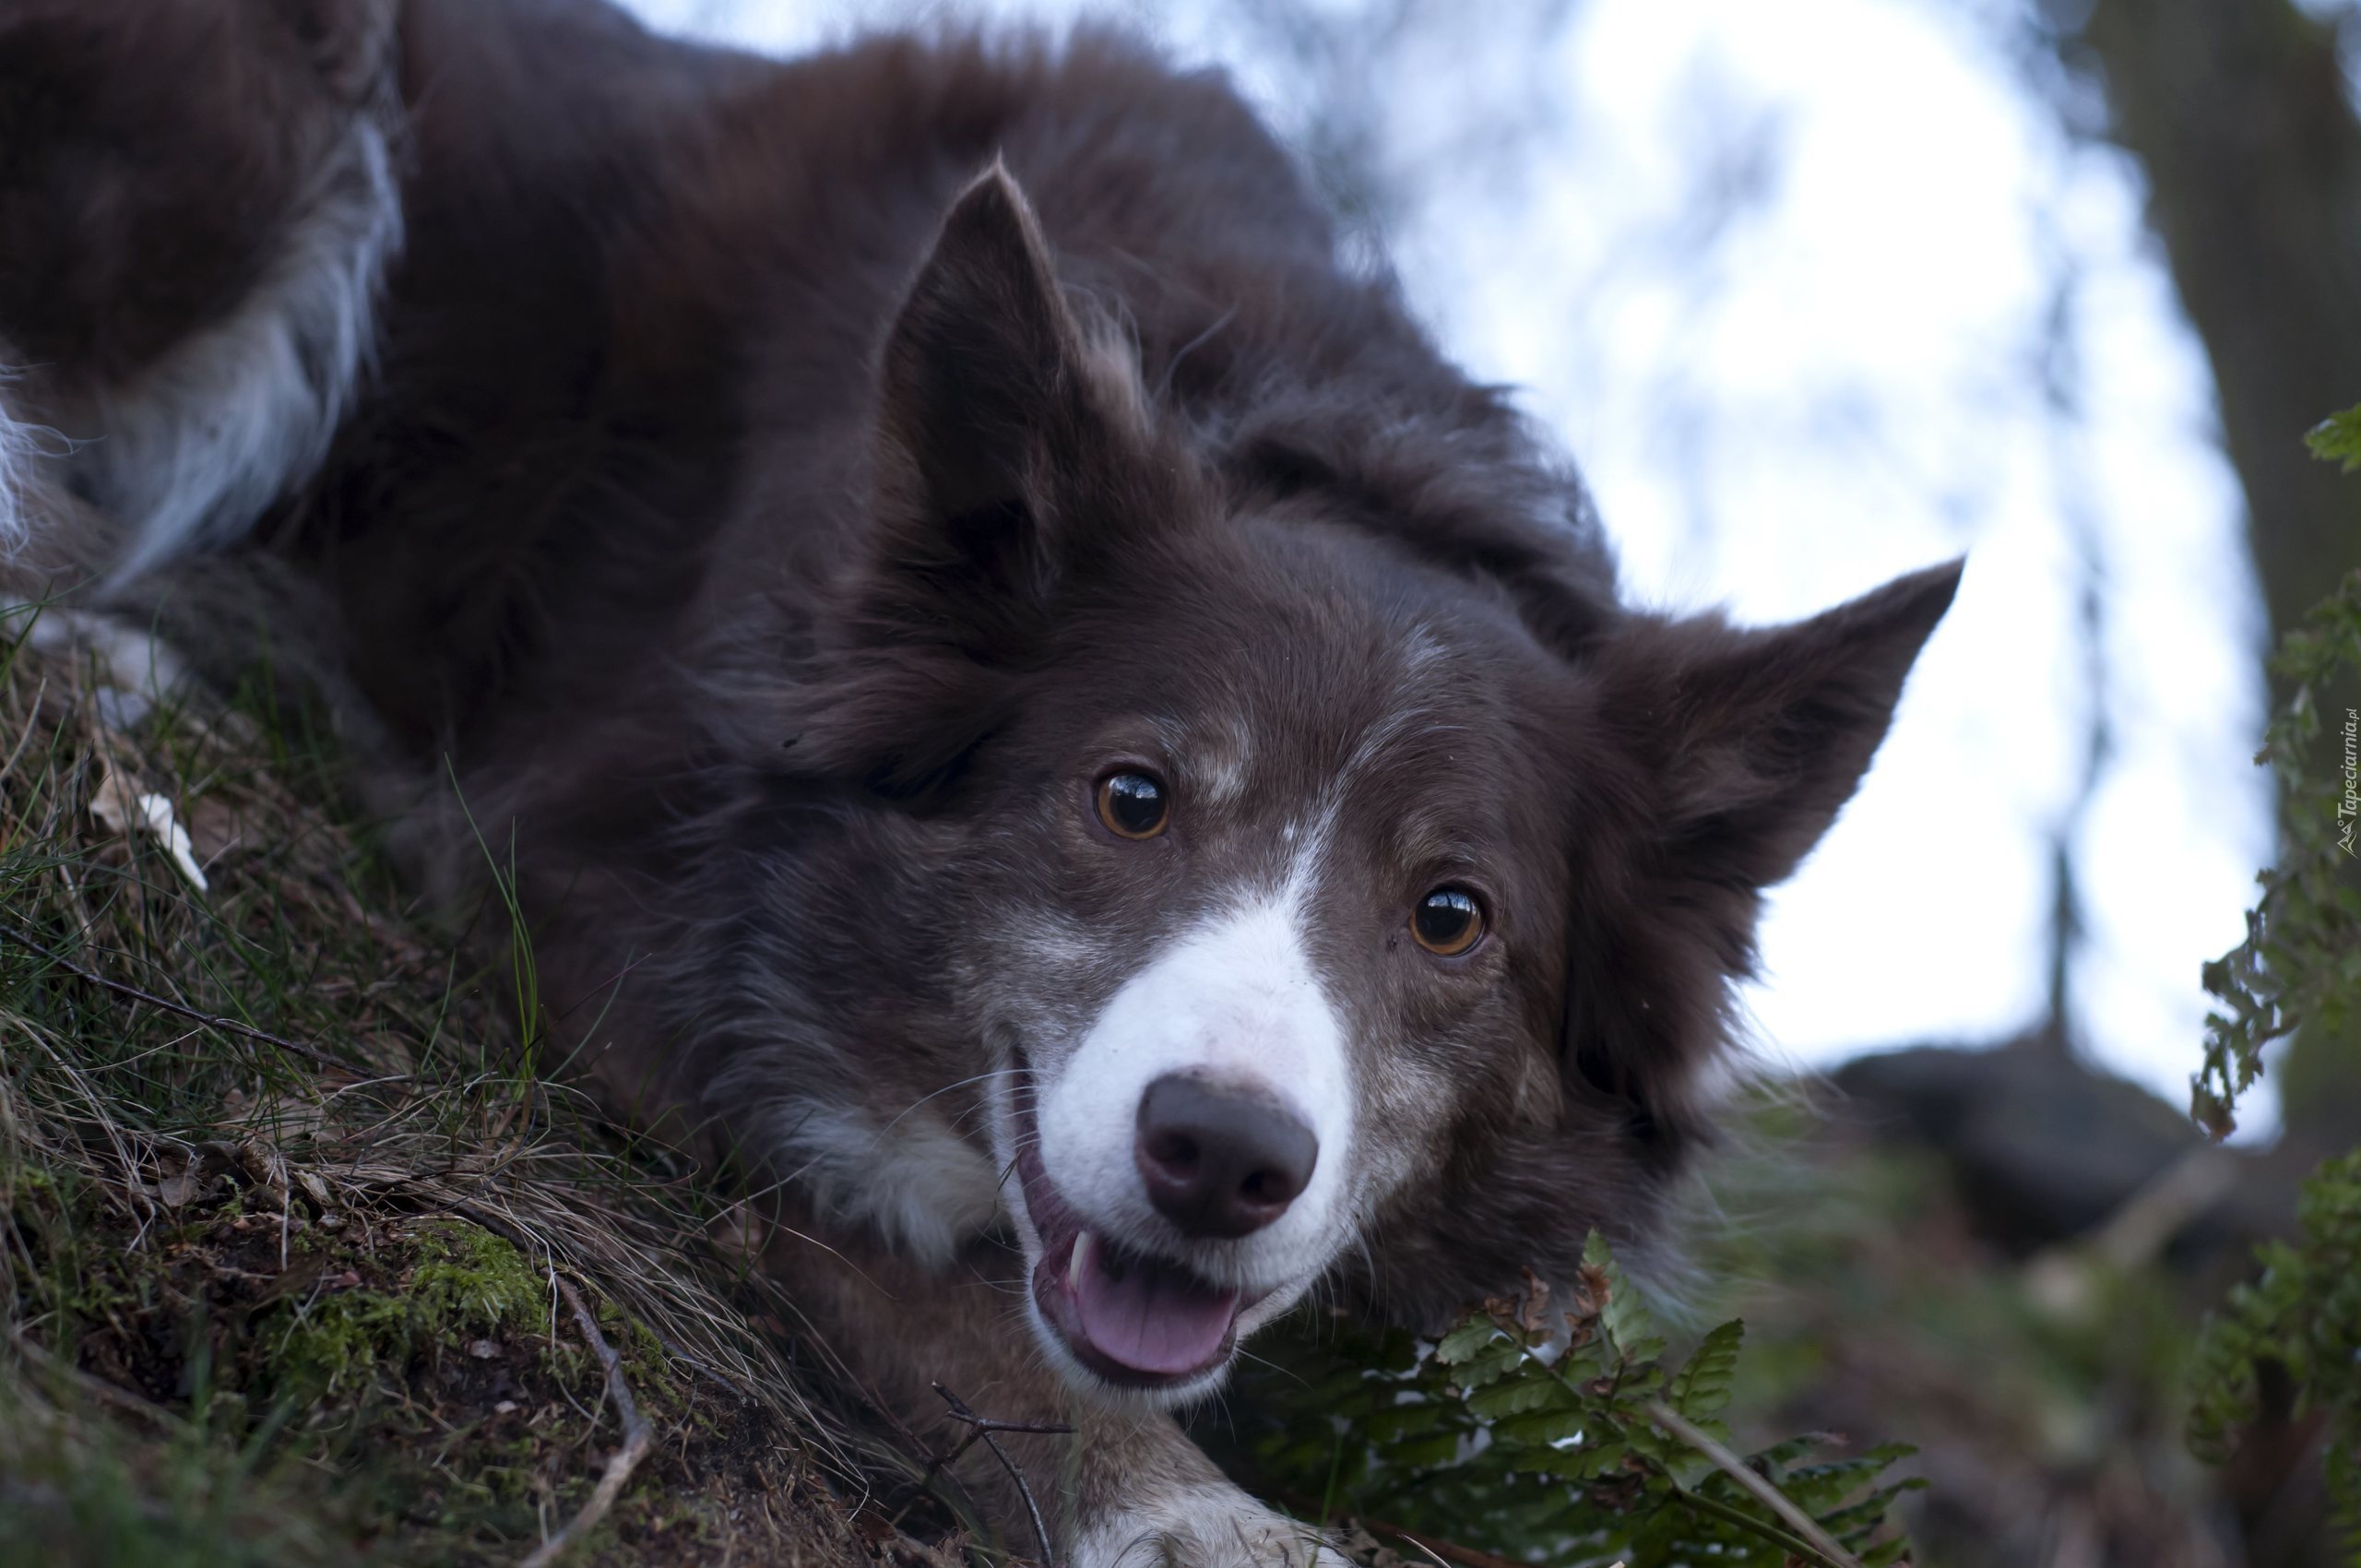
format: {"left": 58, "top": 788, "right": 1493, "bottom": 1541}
{"left": 0, "top": 4, "right": 1959, "bottom": 1562}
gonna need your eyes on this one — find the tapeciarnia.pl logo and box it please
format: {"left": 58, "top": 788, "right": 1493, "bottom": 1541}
{"left": 2340, "top": 707, "right": 2358, "bottom": 857}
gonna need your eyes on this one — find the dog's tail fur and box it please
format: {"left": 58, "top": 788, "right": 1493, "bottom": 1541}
{"left": 0, "top": 375, "right": 37, "bottom": 559}
{"left": 0, "top": 0, "right": 402, "bottom": 589}
{"left": 0, "top": 1, "right": 409, "bottom": 792}
{"left": 75, "top": 120, "right": 401, "bottom": 583}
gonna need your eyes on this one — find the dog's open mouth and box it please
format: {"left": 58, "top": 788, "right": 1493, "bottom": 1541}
{"left": 1013, "top": 1077, "right": 1245, "bottom": 1388}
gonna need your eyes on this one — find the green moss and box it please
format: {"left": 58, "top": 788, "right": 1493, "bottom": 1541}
{"left": 409, "top": 1221, "right": 546, "bottom": 1336}
{"left": 268, "top": 1220, "right": 545, "bottom": 1397}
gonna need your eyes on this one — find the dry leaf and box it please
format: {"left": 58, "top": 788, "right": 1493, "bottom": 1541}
{"left": 89, "top": 761, "right": 142, "bottom": 837}
{"left": 89, "top": 760, "right": 208, "bottom": 893}
{"left": 153, "top": 1146, "right": 221, "bottom": 1208}
{"left": 185, "top": 794, "right": 249, "bottom": 864}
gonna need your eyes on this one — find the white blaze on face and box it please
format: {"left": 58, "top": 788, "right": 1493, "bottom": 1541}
{"left": 1037, "top": 892, "right": 1352, "bottom": 1271}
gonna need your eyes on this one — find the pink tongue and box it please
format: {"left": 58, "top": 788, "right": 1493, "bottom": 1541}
{"left": 1071, "top": 1234, "right": 1240, "bottom": 1376}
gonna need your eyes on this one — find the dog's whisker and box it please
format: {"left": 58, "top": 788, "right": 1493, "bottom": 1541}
{"left": 878, "top": 1067, "right": 1026, "bottom": 1134}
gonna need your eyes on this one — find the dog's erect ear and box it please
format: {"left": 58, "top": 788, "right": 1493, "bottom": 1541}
{"left": 1565, "top": 560, "right": 1962, "bottom": 1162}
{"left": 872, "top": 162, "right": 1095, "bottom": 538}
{"left": 1612, "top": 560, "right": 1962, "bottom": 886}
{"left": 1367, "top": 552, "right": 1951, "bottom": 1318}
{"left": 799, "top": 164, "right": 1182, "bottom": 793}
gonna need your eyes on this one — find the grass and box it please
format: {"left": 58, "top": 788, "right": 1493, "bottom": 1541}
{"left": 0, "top": 603, "right": 964, "bottom": 1566}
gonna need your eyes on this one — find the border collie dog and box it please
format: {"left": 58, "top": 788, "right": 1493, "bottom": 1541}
{"left": 1, "top": 2, "right": 1956, "bottom": 1560}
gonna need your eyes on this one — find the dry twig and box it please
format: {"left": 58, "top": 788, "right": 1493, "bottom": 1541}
{"left": 930, "top": 1381, "right": 1072, "bottom": 1568}
{"left": 6, "top": 1328, "right": 184, "bottom": 1431}
{"left": 1644, "top": 1400, "right": 1862, "bottom": 1568}
{"left": 0, "top": 919, "right": 367, "bottom": 1075}
{"left": 519, "top": 1273, "right": 655, "bottom": 1568}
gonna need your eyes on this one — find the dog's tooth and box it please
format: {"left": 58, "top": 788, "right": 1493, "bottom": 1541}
{"left": 1068, "top": 1230, "right": 1094, "bottom": 1294}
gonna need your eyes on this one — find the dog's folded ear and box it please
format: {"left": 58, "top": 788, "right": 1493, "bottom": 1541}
{"left": 797, "top": 162, "right": 1193, "bottom": 794}
{"left": 1564, "top": 560, "right": 1963, "bottom": 1162}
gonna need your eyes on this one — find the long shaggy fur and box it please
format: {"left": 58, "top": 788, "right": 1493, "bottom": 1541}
{"left": 0, "top": 376, "right": 35, "bottom": 558}
{"left": 76, "top": 111, "right": 401, "bottom": 578}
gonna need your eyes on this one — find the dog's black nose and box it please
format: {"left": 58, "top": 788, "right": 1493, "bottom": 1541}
{"left": 1133, "top": 1075, "right": 1318, "bottom": 1239}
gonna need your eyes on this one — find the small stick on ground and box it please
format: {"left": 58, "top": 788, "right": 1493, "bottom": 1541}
{"left": 931, "top": 1381, "right": 1072, "bottom": 1568}
{"left": 520, "top": 1273, "right": 655, "bottom": 1568}
{"left": 7, "top": 1328, "right": 185, "bottom": 1431}
{"left": 0, "top": 920, "right": 369, "bottom": 1075}
{"left": 1644, "top": 1399, "right": 1864, "bottom": 1568}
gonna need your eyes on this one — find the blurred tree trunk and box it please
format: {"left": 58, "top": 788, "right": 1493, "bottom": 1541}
{"left": 2052, "top": 0, "right": 2361, "bottom": 1143}
{"left": 2067, "top": 0, "right": 2361, "bottom": 685}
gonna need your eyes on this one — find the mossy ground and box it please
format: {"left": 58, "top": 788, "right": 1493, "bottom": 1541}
{"left": 4, "top": 1197, "right": 830, "bottom": 1567}
{"left": 0, "top": 610, "right": 971, "bottom": 1567}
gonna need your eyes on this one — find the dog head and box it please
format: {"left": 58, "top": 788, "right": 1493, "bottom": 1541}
{"left": 778, "top": 166, "right": 1958, "bottom": 1403}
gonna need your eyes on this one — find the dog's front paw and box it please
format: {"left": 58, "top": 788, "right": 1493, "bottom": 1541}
{"left": 1073, "top": 1483, "right": 1347, "bottom": 1568}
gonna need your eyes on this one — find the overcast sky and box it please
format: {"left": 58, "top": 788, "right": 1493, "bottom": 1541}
{"left": 623, "top": 0, "right": 2276, "bottom": 1125}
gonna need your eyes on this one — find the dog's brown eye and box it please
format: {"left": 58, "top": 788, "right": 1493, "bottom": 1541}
{"left": 1096, "top": 772, "right": 1169, "bottom": 839}
{"left": 1411, "top": 886, "right": 1484, "bottom": 956}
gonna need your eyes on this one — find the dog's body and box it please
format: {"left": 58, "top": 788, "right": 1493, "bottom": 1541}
{"left": 1, "top": 3, "right": 1958, "bottom": 1561}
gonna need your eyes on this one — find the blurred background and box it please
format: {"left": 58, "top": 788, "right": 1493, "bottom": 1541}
{"left": 601, "top": 2, "right": 2361, "bottom": 1562}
